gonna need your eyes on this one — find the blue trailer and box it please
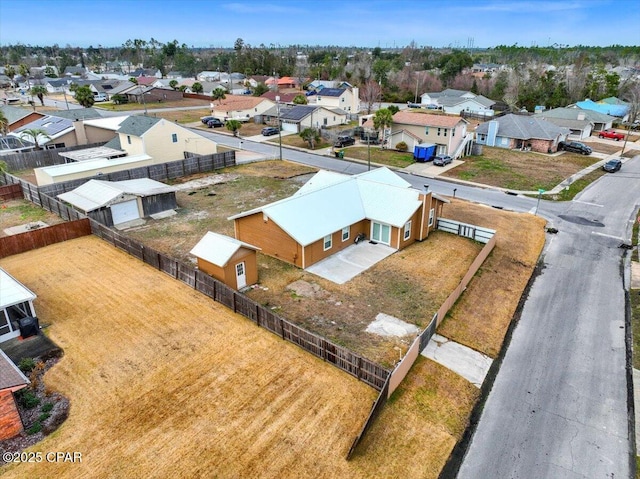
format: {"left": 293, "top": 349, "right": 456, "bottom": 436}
{"left": 413, "top": 143, "right": 437, "bottom": 162}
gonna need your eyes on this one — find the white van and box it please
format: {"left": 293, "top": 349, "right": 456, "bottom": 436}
{"left": 93, "top": 93, "right": 108, "bottom": 102}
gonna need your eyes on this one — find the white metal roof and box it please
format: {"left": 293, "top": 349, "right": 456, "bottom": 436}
{"left": 58, "top": 146, "right": 125, "bottom": 162}
{"left": 190, "top": 232, "right": 260, "bottom": 267}
{"left": 82, "top": 115, "right": 129, "bottom": 131}
{"left": 58, "top": 178, "right": 176, "bottom": 212}
{"left": 0, "top": 268, "right": 36, "bottom": 309}
{"left": 229, "top": 167, "right": 430, "bottom": 247}
{"left": 38, "top": 154, "right": 152, "bottom": 178}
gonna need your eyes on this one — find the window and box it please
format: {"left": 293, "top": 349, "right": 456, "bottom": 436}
{"left": 171, "top": 133, "right": 178, "bottom": 143}
{"left": 127, "top": 135, "right": 131, "bottom": 144}
{"left": 403, "top": 221, "right": 411, "bottom": 240}
{"left": 437, "top": 128, "right": 441, "bottom": 136}
{"left": 428, "top": 208, "right": 435, "bottom": 227}
{"left": 323, "top": 234, "right": 332, "bottom": 251}
{"left": 342, "top": 226, "right": 350, "bottom": 242}
{"left": 452, "top": 128, "right": 456, "bottom": 137}
{"left": 444, "top": 129, "right": 448, "bottom": 137}
{"left": 425, "top": 126, "right": 429, "bottom": 135}
{"left": 478, "top": 134, "right": 486, "bottom": 142}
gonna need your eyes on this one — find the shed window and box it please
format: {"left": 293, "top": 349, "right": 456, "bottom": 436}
{"left": 452, "top": 128, "right": 456, "bottom": 137}
{"left": 127, "top": 135, "right": 131, "bottom": 144}
{"left": 342, "top": 226, "right": 350, "bottom": 242}
{"left": 428, "top": 208, "right": 435, "bottom": 227}
{"left": 403, "top": 221, "right": 411, "bottom": 240}
{"left": 171, "top": 133, "right": 178, "bottom": 143}
{"left": 425, "top": 126, "right": 429, "bottom": 134}
{"left": 323, "top": 234, "right": 332, "bottom": 251}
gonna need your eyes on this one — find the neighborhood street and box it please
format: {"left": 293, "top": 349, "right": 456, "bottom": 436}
{"left": 201, "top": 128, "right": 637, "bottom": 478}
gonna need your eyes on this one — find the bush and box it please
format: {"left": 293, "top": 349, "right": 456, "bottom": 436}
{"left": 396, "top": 141, "right": 408, "bottom": 152}
{"left": 41, "top": 402, "right": 54, "bottom": 413}
{"left": 18, "top": 357, "right": 36, "bottom": 373}
{"left": 38, "top": 412, "right": 51, "bottom": 422}
{"left": 27, "top": 421, "right": 42, "bottom": 435}
{"left": 17, "top": 389, "right": 40, "bottom": 409}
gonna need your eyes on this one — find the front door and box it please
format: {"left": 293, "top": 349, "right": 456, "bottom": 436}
{"left": 371, "top": 222, "right": 391, "bottom": 245}
{"left": 235, "top": 262, "right": 247, "bottom": 289}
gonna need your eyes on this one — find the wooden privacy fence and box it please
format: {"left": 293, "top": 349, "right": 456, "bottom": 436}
{"left": 0, "top": 143, "right": 106, "bottom": 171}
{"left": 347, "top": 221, "right": 497, "bottom": 459}
{"left": 88, "top": 220, "right": 390, "bottom": 391}
{"left": 0, "top": 184, "right": 22, "bottom": 201}
{"left": 0, "top": 219, "right": 92, "bottom": 259}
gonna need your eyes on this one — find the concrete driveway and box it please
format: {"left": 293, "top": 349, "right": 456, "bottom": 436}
{"left": 305, "top": 241, "right": 395, "bottom": 284}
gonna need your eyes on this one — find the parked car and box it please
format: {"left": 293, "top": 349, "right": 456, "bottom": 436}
{"left": 433, "top": 155, "right": 453, "bottom": 166}
{"left": 558, "top": 141, "right": 592, "bottom": 155}
{"left": 334, "top": 135, "right": 355, "bottom": 148}
{"left": 201, "top": 116, "right": 216, "bottom": 124}
{"left": 598, "top": 129, "right": 625, "bottom": 141}
{"left": 207, "top": 118, "right": 225, "bottom": 128}
{"left": 261, "top": 126, "right": 279, "bottom": 136}
{"left": 93, "top": 93, "right": 108, "bottom": 102}
{"left": 602, "top": 158, "right": 622, "bottom": 172}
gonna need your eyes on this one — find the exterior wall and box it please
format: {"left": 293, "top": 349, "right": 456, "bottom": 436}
{"left": 141, "top": 193, "right": 177, "bottom": 216}
{"left": 234, "top": 213, "right": 303, "bottom": 267}
{"left": 34, "top": 157, "right": 157, "bottom": 185}
{"left": 444, "top": 99, "right": 494, "bottom": 116}
{"left": 300, "top": 109, "right": 347, "bottom": 130}
{"left": 8, "top": 113, "right": 44, "bottom": 132}
{"left": 397, "top": 203, "right": 426, "bottom": 250}
{"left": 142, "top": 120, "right": 216, "bottom": 162}
{"left": 197, "top": 258, "right": 228, "bottom": 285}
{"left": 315, "top": 89, "right": 360, "bottom": 112}
{"left": 118, "top": 132, "right": 145, "bottom": 156}
{"left": 0, "top": 390, "right": 24, "bottom": 440}
{"left": 302, "top": 219, "right": 368, "bottom": 268}
{"left": 212, "top": 100, "right": 273, "bottom": 122}
{"left": 222, "top": 248, "right": 258, "bottom": 289}
{"left": 145, "top": 89, "right": 183, "bottom": 102}
{"left": 394, "top": 121, "right": 466, "bottom": 155}
{"left": 81, "top": 125, "right": 118, "bottom": 145}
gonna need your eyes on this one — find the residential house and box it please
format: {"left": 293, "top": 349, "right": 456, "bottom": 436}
{"left": 475, "top": 113, "right": 570, "bottom": 153}
{"left": 129, "top": 68, "right": 162, "bottom": 78}
{"left": 12, "top": 115, "right": 76, "bottom": 150}
{"left": 389, "top": 111, "right": 469, "bottom": 157}
{"left": 229, "top": 168, "right": 448, "bottom": 269}
{"left": 33, "top": 115, "right": 217, "bottom": 185}
{"left": 420, "top": 89, "right": 495, "bottom": 117}
{"left": 190, "top": 232, "right": 260, "bottom": 290}
{"left": 262, "top": 104, "right": 348, "bottom": 133}
{"left": 58, "top": 178, "right": 178, "bottom": 227}
{"left": 534, "top": 107, "right": 603, "bottom": 139}
{"left": 63, "top": 66, "right": 87, "bottom": 77}
{"left": 314, "top": 86, "right": 360, "bottom": 113}
{"left": 211, "top": 95, "right": 274, "bottom": 122}
{"left": 44, "top": 78, "right": 70, "bottom": 93}
{"left": 261, "top": 91, "right": 299, "bottom": 103}
{"left": 0, "top": 349, "right": 30, "bottom": 440}
{"left": 0, "top": 105, "right": 45, "bottom": 132}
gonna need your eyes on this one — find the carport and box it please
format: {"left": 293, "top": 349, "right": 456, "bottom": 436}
{"left": 305, "top": 241, "right": 395, "bottom": 284}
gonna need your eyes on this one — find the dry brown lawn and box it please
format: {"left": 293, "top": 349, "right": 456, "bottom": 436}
{"left": 0, "top": 236, "right": 480, "bottom": 479}
{"left": 437, "top": 200, "right": 547, "bottom": 357}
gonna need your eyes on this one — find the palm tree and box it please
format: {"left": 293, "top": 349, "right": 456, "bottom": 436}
{"left": 0, "top": 110, "right": 8, "bottom": 136}
{"left": 212, "top": 88, "right": 226, "bottom": 105}
{"left": 225, "top": 120, "right": 242, "bottom": 137}
{"left": 30, "top": 85, "right": 48, "bottom": 106}
{"left": 19, "top": 128, "right": 51, "bottom": 150}
{"left": 373, "top": 108, "right": 394, "bottom": 149}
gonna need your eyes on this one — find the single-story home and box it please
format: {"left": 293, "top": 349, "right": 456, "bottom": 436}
{"left": 0, "top": 268, "right": 37, "bottom": 344}
{"left": 475, "top": 113, "right": 570, "bottom": 153}
{"left": 0, "top": 349, "right": 30, "bottom": 440}
{"left": 262, "top": 104, "right": 348, "bottom": 132}
{"left": 190, "top": 232, "right": 260, "bottom": 290}
{"left": 0, "top": 105, "right": 44, "bottom": 132}
{"left": 420, "top": 89, "right": 496, "bottom": 117}
{"left": 58, "top": 178, "right": 178, "bottom": 226}
{"left": 229, "top": 167, "right": 448, "bottom": 269}
{"left": 534, "top": 107, "right": 599, "bottom": 139}
{"left": 211, "top": 95, "right": 274, "bottom": 122}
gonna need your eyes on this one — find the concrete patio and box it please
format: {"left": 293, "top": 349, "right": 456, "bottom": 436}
{"left": 305, "top": 241, "right": 395, "bottom": 284}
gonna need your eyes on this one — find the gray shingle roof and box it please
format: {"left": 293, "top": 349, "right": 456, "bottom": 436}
{"left": 535, "top": 107, "right": 615, "bottom": 123}
{"left": 117, "top": 115, "right": 161, "bottom": 136}
{"left": 475, "top": 114, "right": 569, "bottom": 140}
{"left": 52, "top": 108, "right": 104, "bottom": 121}
{"left": 0, "top": 105, "right": 37, "bottom": 123}
{"left": 0, "top": 349, "right": 29, "bottom": 391}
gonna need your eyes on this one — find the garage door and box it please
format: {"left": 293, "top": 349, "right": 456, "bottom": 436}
{"left": 110, "top": 200, "right": 140, "bottom": 225}
{"left": 281, "top": 122, "right": 297, "bottom": 133}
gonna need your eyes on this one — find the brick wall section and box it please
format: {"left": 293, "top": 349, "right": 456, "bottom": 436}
{"left": 0, "top": 390, "right": 24, "bottom": 440}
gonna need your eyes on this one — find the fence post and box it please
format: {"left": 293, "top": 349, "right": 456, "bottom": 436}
{"left": 280, "top": 318, "right": 285, "bottom": 339}
{"left": 232, "top": 293, "right": 237, "bottom": 313}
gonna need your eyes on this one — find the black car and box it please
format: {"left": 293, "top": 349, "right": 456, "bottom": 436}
{"left": 558, "top": 141, "right": 592, "bottom": 155}
{"left": 334, "top": 135, "right": 355, "bottom": 148}
{"left": 201, "top": 116, "right": 216, "bottom": 124}
{"left": 433, "top": 155, "right": 453, "bottom": 166}
{"left": 207, "top": 118, "right": 225, "bottom": 128}
{"left": 261, "top": 126, "right": 279, "bottom": 136}
{"left": 602, "top": 158, "right": 622, "bottom": 172}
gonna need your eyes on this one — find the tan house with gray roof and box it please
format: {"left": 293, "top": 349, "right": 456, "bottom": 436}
{"left": 211, "top": 95, "right": 274, "bottom": 122}
{"left": 390, "top": 111, "right": 469, "bottom": 156}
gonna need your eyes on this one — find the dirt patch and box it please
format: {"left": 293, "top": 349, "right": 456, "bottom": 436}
{"left": 285, "top": 280, "right": 329, "bottom": 299}
{"left": 0, "top": 200, "right": 66, "bottom": 237}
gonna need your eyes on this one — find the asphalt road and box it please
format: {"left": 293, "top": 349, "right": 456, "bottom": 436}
{"left": 203, "top": 129, "right": 635, "bottom": 478}
{"left": 456, "top": 161, "right": 639, "bottom": 478}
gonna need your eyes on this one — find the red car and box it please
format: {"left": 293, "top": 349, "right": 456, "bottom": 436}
{"left": 598, "top": 129, "right": 625, "bottom": 141}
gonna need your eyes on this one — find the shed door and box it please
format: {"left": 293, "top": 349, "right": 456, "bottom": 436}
{"left": 111, "top": 200, "right": 140, "bottom": 225}
{"left": 235, "top": 262, "right": 247, "bottom": 289}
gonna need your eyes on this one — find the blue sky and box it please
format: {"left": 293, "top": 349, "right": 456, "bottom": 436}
{"left": 0, "top": 0, "right": 638, "bottom": 49}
